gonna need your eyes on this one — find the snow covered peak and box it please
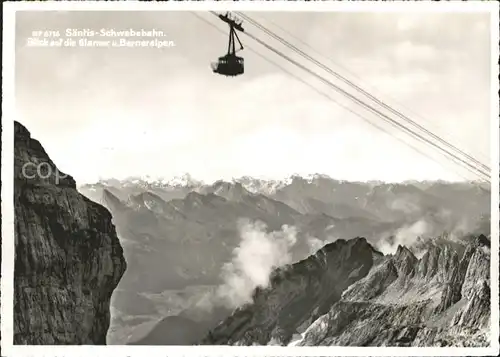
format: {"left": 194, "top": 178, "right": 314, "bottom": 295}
{"left": 233, "top": 176, "right": 291, "bottom": 195}
{"left": 162, "top": 173, "right": 203, "bottom": 188}
{"left": 85, "top": 173, "right": 205, "bottom": 190}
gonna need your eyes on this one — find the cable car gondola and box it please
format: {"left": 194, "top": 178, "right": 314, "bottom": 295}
{"left": 211, "top": 13, "right": 245, "bottom": 77}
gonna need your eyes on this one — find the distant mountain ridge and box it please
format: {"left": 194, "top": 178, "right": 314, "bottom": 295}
{"left": 80, "top": 174, "right": 490, "bottom": 220}
{"left": 80, "top": 175, "right": 490, "bottom": 240}
{"left": 80, "top": 173, "right": 490, "bottom": 197}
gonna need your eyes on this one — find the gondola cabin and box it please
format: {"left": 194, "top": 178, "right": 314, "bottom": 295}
{"left": 211, "top": 54, "right": 244, "bottom": 76}
{"left": 212, "top": 12, "right": 245, "bottom": 77}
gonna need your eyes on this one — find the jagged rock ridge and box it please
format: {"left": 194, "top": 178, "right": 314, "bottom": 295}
{"left": 202, "top": 235, "right": 491, "bottom": 347}
{"left": 202, "top": 237, "right": 379, "bottom": 345}
{"left": 14, "top": 121, "right": 127, "bottom": 344}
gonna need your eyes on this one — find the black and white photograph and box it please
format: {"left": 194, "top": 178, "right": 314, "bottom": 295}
{"left": 1, "top": 1, "right": 499, "bottom": 356}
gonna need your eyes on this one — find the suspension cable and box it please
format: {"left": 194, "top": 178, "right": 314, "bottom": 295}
{"left": 257, "top": 14, "right": 491, "bottom": 168}
{"left": 222, "top": 12, "right": 490, "bottom": 182}
{"left": 197, "top": 11, "right": 490, "bottom": 184}
{"left": 237, "top": 12, "right": 491, "bottom": 175}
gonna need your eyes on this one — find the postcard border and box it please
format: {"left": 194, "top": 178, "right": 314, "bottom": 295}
{"left": 2, "top": 1, "right": 499, "bottom": 356}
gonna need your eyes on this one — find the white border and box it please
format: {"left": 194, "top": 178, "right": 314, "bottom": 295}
{"left": 1, "top": 1, "right": 499, "bottom": 357}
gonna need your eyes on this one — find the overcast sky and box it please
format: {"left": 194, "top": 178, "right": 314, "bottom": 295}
{"left": 15, "top": 10, "right": 492, "bottom": 184}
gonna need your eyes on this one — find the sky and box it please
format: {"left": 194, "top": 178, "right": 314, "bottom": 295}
{"left": 15, "top": 10, "right": 493, "bottom": 184}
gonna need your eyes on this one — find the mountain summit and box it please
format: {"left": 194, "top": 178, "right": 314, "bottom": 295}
{"left": 202, "top": 235, "right": 491, "bottom": 347}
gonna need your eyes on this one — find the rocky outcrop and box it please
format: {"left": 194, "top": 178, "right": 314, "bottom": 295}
{"left": 295, "top": 235, "right": 491, "bottom": 347}
{"left": 200, "top": 232, "right": 490, "bottom": 347}
{"left": 201, "top": 237, "right": 377, "bottom": 346}
{"left": 14, "top": 121, "right": 127, "bottom": 344}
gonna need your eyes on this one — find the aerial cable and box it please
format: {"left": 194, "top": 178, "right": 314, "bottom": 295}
{"left": 226, "top": 12, "right": 489, "bottom": 182}
{"left": 193, "top": 14, "right": 482, "bottom": 184}
{"left": 205, "top": 11, "right": 489, "bottom": 183}
{"left": 244, "top": 30, "right": 490, "bottom": 181}
{"left": 237, "top": 12, "right": 491, "bottom": 175}
{"left": 238, "top": 12, "right": 490, "bottom": 173}
{"left": 258, "top": 14, "right": 491, "bottom": 168}
{"left": 190, "top": 13, "right": 472, "bottom": 182}
{"left": 199, "top": 12, "right": 489, "bottom": 184}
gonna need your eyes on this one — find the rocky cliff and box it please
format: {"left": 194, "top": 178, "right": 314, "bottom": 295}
{"left": 294, "top": 236, "right": 491, "bottom": 347}
{"left": 202, "top": 237, "right": 379, "bottom": 345}
{"left": 202, "top": 235, "right": 491, "bottom": 347}
{"left": 13, "top": 121, "right": 127, "bottom": 344}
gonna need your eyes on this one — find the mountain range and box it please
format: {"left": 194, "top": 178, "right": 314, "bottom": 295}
{"left": 10, "top": 120, "right": 493, "bottom": 347}
{"left": 78, "top": 173, "right": 491, "bottom": 345}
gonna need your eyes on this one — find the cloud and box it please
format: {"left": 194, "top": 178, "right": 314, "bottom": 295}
{"left": 374, "top": 211, "right": 489, "bottom": 256}
{"left": 306, "top": 235, "right": 326, "bottom": 255}
{"left": 215, "top": 219, "right": 298, "bottom": 308}
{"left": 393, "top": 41, "right": 437, "bottom": 63}
{"left": 375, "top": 219, "right": 429, "bottom": 255}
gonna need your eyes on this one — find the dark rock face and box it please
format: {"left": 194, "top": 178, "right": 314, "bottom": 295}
{"left": 13, "top": 122, "right": 127, "bottom": 344}
{"left": 202, "top": 237, "right": 376, "bottom": 346}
